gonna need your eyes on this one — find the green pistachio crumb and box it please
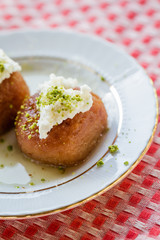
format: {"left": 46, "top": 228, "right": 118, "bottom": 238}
{"left": 41, "top": 178, "right": 46, "bottom": 182}
{"left": 97, "top": 158, "right": 104, "bottom": 167}
{"left": 28, "top": 135, "right": 32, "bottom": 140}
{"left": 29, "top": 182, "right": 35, "bottom": 186}
{"left": 0, "top": 63, "right": 5, "bottom": 73}
{"left": 9, "top": 104, "right": 13, "bottom": 109}
{"left": 25, "top": 113, "right": 30, "bottom": 118}
{"left": 108, "top": 145, "right": 119, "bottom": 154}
{"left": 21, "top": 105, "right": 25, "bottom": 109}
{"left": 58, "top": 166, "right": 65, "bottom": 173}
{"left": 101, "top": 76, "right": 105, "bottom": 81}
{"left": 37, "top": 85, "right": 83, "bottom": 113}
{"left": 15, "top": 186, "right": 20, "bottom": 189}
{"left": 0, "top": 139, "right": 4, "bottom": 143}
{"left": 21, "top": 124, "right": 26, "bottom": 131}
{"left": 27, "top": 118, "right": 33, "bottom": 123}
{"left": 35, "top": 129, "right": 39, "bottom": 133}
{"left": 29, "top": 122, "right": 37, "bottom": 130}
{"left": 7, "top": 145, "right": 13, "bottom": 151}
{"left": 0, "top": 164, "right": 4, "bottom": 168}
{"left": 129, "top": 141, "right": 131, "bottom": 143}
{"left": 124, "top": 161, "right": 129, "bottom": 166}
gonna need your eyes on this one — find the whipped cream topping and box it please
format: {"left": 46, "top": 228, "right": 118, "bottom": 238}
{"left": 37, "top": 74, "right": 93, "bottom": 139}
{"left": 0, "top": 49, "right": 21, "bottom": 84}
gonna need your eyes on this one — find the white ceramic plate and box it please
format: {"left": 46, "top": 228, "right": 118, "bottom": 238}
{"left": 0, "top": 30, "right": 158, "bottom": 218}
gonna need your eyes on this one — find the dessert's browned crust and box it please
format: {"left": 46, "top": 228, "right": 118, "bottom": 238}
{"left": 0, "top": 72, "right": 30, "bottom": 135}
{"left": 15, "top": 92, "right": 107, "bottom": 167}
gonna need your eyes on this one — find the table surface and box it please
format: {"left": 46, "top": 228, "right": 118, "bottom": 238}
{"left": 0, "top": 0, "right": 160, "bottom": 239}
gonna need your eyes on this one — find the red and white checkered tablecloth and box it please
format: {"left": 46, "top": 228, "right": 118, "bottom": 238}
{"left": 0, "top": 0, "right": 160, "bottom": 239}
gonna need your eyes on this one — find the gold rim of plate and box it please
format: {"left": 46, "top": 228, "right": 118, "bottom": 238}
{"left": 0, "top": 79, "right": 158, "bottom": 219}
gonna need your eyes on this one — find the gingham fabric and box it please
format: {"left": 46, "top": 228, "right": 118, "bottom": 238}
{"left": 0, "top": 0, "right": 160, "bottom": 239}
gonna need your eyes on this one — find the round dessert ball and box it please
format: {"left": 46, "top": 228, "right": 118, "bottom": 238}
{"left": 15, "top": 92, "right": 107, "bottom": 167}
{"left": 0, "top": 72, "right": 30, "bottom": 135}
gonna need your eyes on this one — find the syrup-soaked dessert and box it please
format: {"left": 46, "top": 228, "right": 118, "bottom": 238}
{"left": 15, "top": 74, "right": 107, "bottom": 167}
{"left": 0, "top": 49, "right": 29, "bottom": 135}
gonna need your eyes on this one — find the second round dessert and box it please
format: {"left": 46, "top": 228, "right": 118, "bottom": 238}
{"left": 0, "top": 49, "right": 29, "bottom": 135}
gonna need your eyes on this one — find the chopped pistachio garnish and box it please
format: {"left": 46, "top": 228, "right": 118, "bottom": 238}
{"left": 108, "top": 145, "right": 119, "bottom": 154}
{"left": 0, "top": 139, "right": 4, "bottom": 143}
{"left": 9, "top": 104, "right": 13, "bottom": 109}
{"left": 124, "top": 161, "right": 129, "bottom": 166}
{"left": 15, "top": 186, "right": 20, "bottom": 189}
{"left": 0, "top": 63, "right": 5, "bottom": 73}
{"left": 129, "top": 141, "right": 131, "bottom": 143}
{"left": 101, "top": 76, "right": 105, "bottom": 81}
{"left": 37, "top": 87, "right": 83, "bottom": 112}
{"left": 21, "top": 105, "right": 25, "bottom": 109}
{"left": 58, "top": 166, "right": 65, "bottom": 173}
{"left": 105, "top": 127, "right": 109, "bottom": 132}
{"left": 0, "top": 164, "right": 4, "bottom": 168}
{"left": 27, "top": 118, "right": 33, "bottom": 123}
{"left": 29, "top": 122, "right": 37, "bottom": 130}
{"left": 21, "top": 124, "right": 26, "bottom": 131}
{"left": 41, "top": 178, "right": 46, "bottom": 182}
{"left": 7, "top": 145, "right": 13, "bottom": 151}
{"left": 25, "top": 113, "right": 30, "bottom": 118}
{"left": 17, "top": 111, "right": 21, "bottom": 115}
{"left": 28, "top": 135, "right": 32, "bottom": 140}
{"left": 29, "top": 182, "right": 35, "bottom": 186}
{"left": 97, "top": 158, "right": 104, "bottom": 167}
